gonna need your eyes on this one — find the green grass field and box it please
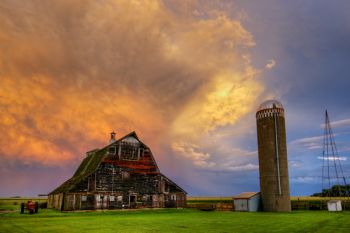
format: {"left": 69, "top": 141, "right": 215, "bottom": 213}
{"left": 1, "top": 208, "right": 350, "bottom": 233}
{"left": 1, "top": 197, "right": 350, "bottom": 232}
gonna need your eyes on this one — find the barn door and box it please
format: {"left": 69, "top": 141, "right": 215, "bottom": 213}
{"left": 129, "top": 194, "right": 136, "bottom": 208}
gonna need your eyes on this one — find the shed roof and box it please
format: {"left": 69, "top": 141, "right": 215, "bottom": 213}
{"left": 233, "top": 192, "right": 260, "bottom": 199}
{"left": 328, "top": 200, "right": 342, "bottom": 203}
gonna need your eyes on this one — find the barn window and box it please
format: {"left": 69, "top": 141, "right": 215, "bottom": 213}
{"left": 142, "top": 195, "right": 148, "bottom": 201}
{"left": 109, "top": 196, "right": 115, "bottom": 202}
{"left": 109, "top": 146, "right": 116, "bottom": 155}
{"left": 120, "top": 138, "right": 140, "bottom": 160}
{"left": 171, "top": 194, "right": 176, "bottom": 201}
{"left": 139, "top": 148, "right": 144, "bottom": 158}
{"left": 117, "top": 196, "right": 123, "bottom": 202}
{"left": 81, "top": 196, "right": 87, "bottom": 202}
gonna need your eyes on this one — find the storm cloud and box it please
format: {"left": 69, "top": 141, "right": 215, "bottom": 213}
{"left": 0, "top": 0, "right": 268, "bottom": 196}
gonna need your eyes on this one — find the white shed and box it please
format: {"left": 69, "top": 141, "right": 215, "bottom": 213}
{"left": 327, "top": 200, "right": 342, "bottom": 211}
{"left": 233, "top": 192, "right": 261, "bottom": 212}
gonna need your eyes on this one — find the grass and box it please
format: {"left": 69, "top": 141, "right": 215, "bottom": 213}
{"left": 1, "top": 208, "right": 350, "bottom": 233}
{"left": 1, "top": 197, "right": 350, "bottom": 232}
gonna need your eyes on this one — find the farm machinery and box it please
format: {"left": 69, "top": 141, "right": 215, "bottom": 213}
{"left": 20, "top": 201, "right": 39, "bottom": 214}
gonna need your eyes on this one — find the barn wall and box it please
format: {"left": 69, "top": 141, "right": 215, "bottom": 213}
{"left": 48, "top": 195, "right": 53, "bottom": 208}
{"left": 67, "top": 162, "right": 186, "bottom": 210}
{"left": 48, "top": 194, "right": 63, "bottom": 210}
{"left": 51, "top": 169, "right": 186, "bottom": 211}
{"left": 81, "top": 194, "right": 95, "bottom": 210}
{"left": 71, "top": 164, "right": 162, "bottom": 195}
{"left": 175, "top": 193, "right": 186, "bottom": 207}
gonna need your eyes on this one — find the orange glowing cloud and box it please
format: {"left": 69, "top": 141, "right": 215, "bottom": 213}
{"left": 0, "top": 0, "right": 268, "bottom": 171}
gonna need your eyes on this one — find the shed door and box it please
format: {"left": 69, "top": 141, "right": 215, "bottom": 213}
{"left": 235, "top": 199, "right": 248, "bottom": 211}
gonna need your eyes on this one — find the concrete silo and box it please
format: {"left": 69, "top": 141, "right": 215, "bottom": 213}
{"left": 256, "top": 100, "right": 291, "bottom": 212}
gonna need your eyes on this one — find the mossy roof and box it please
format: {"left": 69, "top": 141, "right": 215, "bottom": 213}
{"left": 49, "top": 147, "right": 107, "bottom": 195}
{"left": 49, "top": 131, "right": 142, "bottom": 195}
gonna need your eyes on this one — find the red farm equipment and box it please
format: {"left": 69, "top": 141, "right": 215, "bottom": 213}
{"left": 20, "top": 201, "right": 39, "bottom": 214}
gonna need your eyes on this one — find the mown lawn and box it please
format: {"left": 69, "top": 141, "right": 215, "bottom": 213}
{"left": 1, "top": 208, "right": 350, "bottom": 233}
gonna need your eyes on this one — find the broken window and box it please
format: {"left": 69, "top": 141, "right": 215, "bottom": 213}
{"left": 109, "top": 146, "right": 116, "bottom": 155}
{"left": 120, "top": 140, "right": 139, "bottom": 160}
{"left": 129, "top": 195, "right": 136, "bottom": 203}
{"left": 109, "top": 196, "right": 115, "bottom": 202}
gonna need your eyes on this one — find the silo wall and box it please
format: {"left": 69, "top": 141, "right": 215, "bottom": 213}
{"left": 256, "top": 108, "right": 291, "bottom": 212}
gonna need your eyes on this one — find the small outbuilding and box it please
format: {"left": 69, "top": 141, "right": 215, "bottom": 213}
{"left": 327, "top": 200, "right": 342, "bottom": 211}
{"left": 233, "top": 192, "right": 261, "bottom": 212}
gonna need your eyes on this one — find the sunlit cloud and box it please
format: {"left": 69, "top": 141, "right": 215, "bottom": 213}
{"left": 0, "top": 0, "right": 265, "bottom": 168}
{"left": 265, "top": 59, "right": 276, "bottom": 69}
{"left": 321, "top": 118, "right": 350, "bottom": 129}
{"left": 317, "top": 156, "right": 347, "bottom": 161}
{"left": 0, "top": 0, "right": 272, "bottom": 198}
{"left": 291, "top": 176, "right": 316, "bottom": 184}
{"left": 289, "top": 135, "right": 324, "bottom": 150}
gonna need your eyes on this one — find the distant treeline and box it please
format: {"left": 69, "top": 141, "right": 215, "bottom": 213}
{"left": 312, "top": 185, "right": 350, "bottom": 197}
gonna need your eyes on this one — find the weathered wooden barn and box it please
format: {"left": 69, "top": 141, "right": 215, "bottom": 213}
{"left": 48, "top": 132, "right": 186, "bottom": 211}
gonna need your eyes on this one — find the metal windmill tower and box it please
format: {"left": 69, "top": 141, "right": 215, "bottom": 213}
{"left": 321, "top": 110, "right": 348, "bottom": 196}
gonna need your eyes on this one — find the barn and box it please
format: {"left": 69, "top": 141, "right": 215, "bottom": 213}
{"left": 233, "top": 192, "right": 261, "bottom": 212}
{"left": 48, "top": 131, "right": 186, "bottom": 211}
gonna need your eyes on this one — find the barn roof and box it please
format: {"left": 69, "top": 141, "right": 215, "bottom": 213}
{"left": 49, "top": 131, "right": 186, "bottom": 195}
{"left": 49, "top": 147, "right": 108, "bottom": 195}
{"left": 161, "top": 174, "right": 187, "bottom": 194}
{"left": 50, "top": 132, "right": 142, "bottom": 195}
{"left": 233, "top": 192, "right": 260, "bottom": 199}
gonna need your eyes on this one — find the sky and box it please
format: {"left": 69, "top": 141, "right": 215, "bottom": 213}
{"left": 0, "top": 0, "right": 350, "bottom": 197}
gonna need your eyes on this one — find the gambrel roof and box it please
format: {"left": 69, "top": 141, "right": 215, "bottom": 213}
{"left": 50, "top": 131, "right": 186, "bottom": 195}
{"left": 50, "top": 147, "right": 107, "bottom": 195}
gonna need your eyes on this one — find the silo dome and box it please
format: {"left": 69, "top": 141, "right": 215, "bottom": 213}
{"left": 257, "top": 100, "right": 284, "bottom": 111}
